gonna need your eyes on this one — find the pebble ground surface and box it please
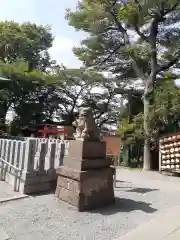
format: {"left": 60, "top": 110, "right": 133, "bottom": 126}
{"left": 1, "top": 169, "right": 180, "bottom": 240}
{"left": 0, "top": 181, "right": 23, "bottom": 200}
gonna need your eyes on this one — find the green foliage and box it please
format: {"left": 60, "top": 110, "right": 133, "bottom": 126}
{"left": 148, "top": 77, "right": 180, "bottom": 138}
{"left": 0, "top": 21, "right": 55, "bottom": 131}
{"left": 118, "top": 76, "right": 180, "bottom": 146}
{"left": 0, "top": 21, "right": 54, "bottom": 71}
{"left": 0, "top": 61, "right": 50, "bottom": 126}
{"left": 67, "top": 0, "right": 180, "bottom": 169}
{"left": 67, "top": 0, "right": 180, "bottom": 77}
{"left": 51, "top": 67, "right": 121, "bottom": 127}
{"left": 0, "top": 62, "right": 121, "bottom": 134}
{"left": 118, "top": 113, "right": 144, "bottom": 145}
{"left": 0, "top": 20, "right": 123, "bottom": 136}
{"left": 118, "top": 2, "right": 144, "bottom": 25}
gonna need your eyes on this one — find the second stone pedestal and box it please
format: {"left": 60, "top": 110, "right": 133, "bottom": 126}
{"left": 55, "top": 140, "right": 115, "bottom": 211}
{"left": 55, "top": 166, "right": 115, "bottom": 211}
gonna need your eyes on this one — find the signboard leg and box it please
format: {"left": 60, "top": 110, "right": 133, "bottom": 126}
{"left": 113, "top": 156, "right": 117, "bottom": 188}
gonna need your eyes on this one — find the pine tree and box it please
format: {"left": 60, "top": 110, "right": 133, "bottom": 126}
{"left": 67, "top": 0, "right": 180, "bottom": 170}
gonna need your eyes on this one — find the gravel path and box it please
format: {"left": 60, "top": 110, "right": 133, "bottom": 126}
{"left": 0, "top": 181, "right": 23, "bottom": 200}
{"left": 1, "top": 169, "right": 180, "bottom": 240}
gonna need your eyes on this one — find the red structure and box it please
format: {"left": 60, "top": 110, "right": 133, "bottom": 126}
{"left": 38, "top": 124, "right": 68, "bottom": 138}
{"left": 20, "top": 121, "right": 69, "bottom": 138}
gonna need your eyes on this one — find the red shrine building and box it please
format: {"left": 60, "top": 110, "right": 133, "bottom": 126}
{"left": 20, "top": 120, "right": 73, "bottom": 139}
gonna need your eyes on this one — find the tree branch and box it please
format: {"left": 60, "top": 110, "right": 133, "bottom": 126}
{"left": 71, "top": 86, "right": 85, "bottom": 114}
{"left": 99, "top": 118, "right": 116, "bottom": 128}
{"left": 93, "top": 91, "right": 114, "bottom": 120}
{"left": 156, "top": 56, "right": 180, "bottom": 73}
{"left": 98, "top": 45, "right": 122, "bottom": 67}
{"left": 108, "top": 8, "right": 145, "bottom": 79}
{"left": 133, "top": 26, "right": 149, "bottom": 42}
{"left": 106, "top": 0, "right": 118, "bottom": 8}
{"left": 106, "top": 26, "right": 119, "bottom": 31}
{"left": 145, "top": 8, "right": 164, "bottom": 98}
{"left": 164, "top": 0, "right": 180, "bottom": 14}
{"left": 133, "top": 0, "right": 149, "bottom": 42}
{"left": 149, "top": 18, "right": 158, "bottom": 77}
{"left": 114, "top": 88, "right": 143, "bottom": 96}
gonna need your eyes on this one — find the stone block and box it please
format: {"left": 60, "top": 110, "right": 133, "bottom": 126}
{"left": 63, "top": 140, "right": 109, "bottom": 171}
{"left": 55, "top": 166, "right": 115, "bottom": 211}
{"left": 64, "top": 157, "right": 111, "bottom": 171}
{"left": 55, "top": 187, "right": 80, "bottom": 206}
{"left": 57, "top": 176, "right": 80, "bottom": 192}
{"left": 5, "top": 168, "right": 57, "bottom": 194}
{"left": 67, "top": 140, "right": 106, "bottom": 159}
{"left": 22, "top": 181, "right": 56, "bottom": 194}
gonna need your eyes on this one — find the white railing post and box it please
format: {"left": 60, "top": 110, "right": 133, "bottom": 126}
{"left": 4, "top": 140, "right": 11, "bottom": 178}
{"left": 0, "top": 140, "right": 6, "bottom": 180}
{"left": 23, "top": 138, "right": 36, "bottom": 174}
{"left": 19, "top": 142, "right": 26, "bottom": 171}
{"left": 49, "top": 142, "right": 56, "bottom": 170}
{"left": 9, "top": 141, "right": 16, "bottom": 169}
{"left": 59, "top": 142, "right": 65, "bottom": 166}
{"left": 38, "top": 143, "right": 46, "bottom": 175}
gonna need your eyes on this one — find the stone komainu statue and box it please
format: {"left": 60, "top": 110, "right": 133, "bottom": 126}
{"left": 72, "top": 107, "right": 100, "bottom": 141}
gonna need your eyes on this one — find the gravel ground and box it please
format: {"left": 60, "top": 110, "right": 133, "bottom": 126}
{"left": 0, "top": 181, "right": 23, "bottom": 200}
{"left": 1, "top": 169, "right": 180, "bottom": 240}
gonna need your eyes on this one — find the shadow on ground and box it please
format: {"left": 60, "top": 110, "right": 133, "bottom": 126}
{"left": 91, "top": 197, "right": 157, "bottom": 215}
{"left": 27, "top": 189, "right": 56, "bottom": 197}
{"left": 27, "top": 181, "right": 57, "bottom": 197}
{"left": 126, "top": 187, "right": 158, "bottom": 194}
{"left": 115, "top": 180, "right": 159, "bottom": 194}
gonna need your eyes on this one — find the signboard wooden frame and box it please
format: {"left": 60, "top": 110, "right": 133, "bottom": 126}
{"left": 103, "top": 135, "right": 121, "bottom": 157}
{"left": 103, "top": 135, "right": 121, "bottom": 188}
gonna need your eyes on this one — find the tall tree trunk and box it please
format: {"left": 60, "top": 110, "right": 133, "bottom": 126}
{"left": 0, "top": 102, "right": 8, "bottom": 124}
{"left": 143, "top": 96, "right": 151, "bottom": 170}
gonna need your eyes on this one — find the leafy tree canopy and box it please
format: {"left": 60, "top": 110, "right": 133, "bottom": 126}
{"left": 67, "top": 0, "right": 180, "bottom": 170}
{"left": 0, "top": 21, "right": 54, "bottom": 71}
{"left": 118, "top": 73, "right": 180, "bottom": 146}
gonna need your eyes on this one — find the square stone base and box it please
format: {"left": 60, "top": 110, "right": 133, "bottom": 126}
{"left": 55, "top": 166, "right": 115, "bottom": 211}
{"left": 5, "top": 170, "right": 57, "bottom": 194}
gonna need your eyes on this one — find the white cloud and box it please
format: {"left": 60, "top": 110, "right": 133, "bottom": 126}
{"left": 0, "top": 0, "right": 36, "bottom": 23}
{"left": 51, "top": 36, "right": 74, "bottom": 53}
{"left": 49, "top": 36, "right": 82, "bottom": 68}
{"left": 0, "top": 0, "right": 83, "bottom": 68}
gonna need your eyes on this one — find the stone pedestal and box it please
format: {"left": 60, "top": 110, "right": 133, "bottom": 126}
{"left": 55, "top": 140, "right": 115, "bottom": 211}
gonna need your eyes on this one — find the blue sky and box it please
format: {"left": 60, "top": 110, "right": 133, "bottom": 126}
{"left": 0, "top": 0, "right": 85, "bottom": 68}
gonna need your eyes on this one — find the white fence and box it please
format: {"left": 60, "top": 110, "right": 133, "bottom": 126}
{"left": 0, "top": 137, "right": 69, "bottom": 194}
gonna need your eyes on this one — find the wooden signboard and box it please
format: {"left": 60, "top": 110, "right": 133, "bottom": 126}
{"left": 103, "top": 135, "right": 121, "bottom": 157}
